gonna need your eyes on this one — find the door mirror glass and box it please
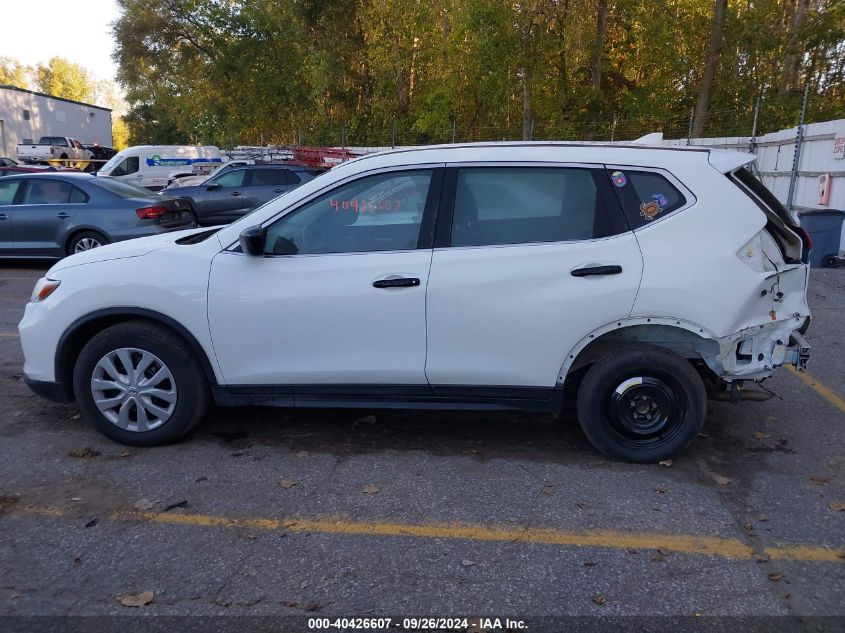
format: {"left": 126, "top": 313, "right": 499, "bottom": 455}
{"left": 239, "top": 225, "right": 266, "bottom": 256}
{"left": 205, "top": 182, "right": 220, "bottom": 190}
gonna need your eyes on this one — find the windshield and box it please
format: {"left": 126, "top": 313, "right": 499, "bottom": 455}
{"left": 91, "top": 178, "right": 156, "bottom": 198}
{"left": 100, "top": 152, "right": 124, "bottom": 174}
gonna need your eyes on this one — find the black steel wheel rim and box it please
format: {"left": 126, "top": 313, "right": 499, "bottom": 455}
{"left": 604, "top": 374, "right": 687, "bottom": 448}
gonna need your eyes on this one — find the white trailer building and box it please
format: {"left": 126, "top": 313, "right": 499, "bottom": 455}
{"left": 0, "top": 84, "right": 112, "bottom": 157}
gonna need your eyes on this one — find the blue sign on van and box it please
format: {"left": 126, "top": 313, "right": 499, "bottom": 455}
{"left": 145, "top": 155, "right": 223, "bottom": 167}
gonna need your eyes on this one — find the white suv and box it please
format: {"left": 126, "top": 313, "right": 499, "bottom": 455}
{"left": 19, "top": 142, "right": 812, "bottom": 462}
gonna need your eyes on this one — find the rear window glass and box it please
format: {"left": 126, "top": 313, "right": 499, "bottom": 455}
{"left": 606, "top": 169, "right": 687, "bottom": 229}
{"left": 92, "top": 178, "right": 156, "bottom": 199}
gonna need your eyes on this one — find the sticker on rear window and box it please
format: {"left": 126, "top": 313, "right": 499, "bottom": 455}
{"left": 639, "top": 200, "right": 663, "bottom": 221}
{"left": 611, "top": 171, "right": 627, "bottom": 187}
{"left": 650, "top": 192, "right": 669, "bottom": 207}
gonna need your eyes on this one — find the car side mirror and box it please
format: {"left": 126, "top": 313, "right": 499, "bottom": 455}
{"left": 205, "top": 182, "right": 220, "bottom": 190}
{"left": 239, "top": 225, "right": 266, "bottom": 256}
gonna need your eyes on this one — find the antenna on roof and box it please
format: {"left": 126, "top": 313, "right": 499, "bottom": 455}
{"left": 632, "top": 132, "right": 664, "bottom": 144}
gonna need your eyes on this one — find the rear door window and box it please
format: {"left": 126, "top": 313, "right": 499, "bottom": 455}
{"left": 249, "top": 169, "right": 291, "bottom": 187}
{"left": 448, "top": 167, "right": 618, "bottom": 247}
{"left": 21, "top": 180, "right": 75, "bottom": 204}
{"left": 606, "top": 169, "right": 687, "bottom": 229}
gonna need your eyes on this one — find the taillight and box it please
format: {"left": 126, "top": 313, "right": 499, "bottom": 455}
{"left": 136, "top": 206, "right": 168, "bottom": 219}
{"left": 795, "top": 226, "right": 813, "bottom": 257}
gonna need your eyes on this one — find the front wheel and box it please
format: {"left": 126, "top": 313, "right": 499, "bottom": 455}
{"left": 576, "top": 345, "right": 707, "bottom": 463}
{"left": 72, "top": 321, "right": 210, "bottom": 446}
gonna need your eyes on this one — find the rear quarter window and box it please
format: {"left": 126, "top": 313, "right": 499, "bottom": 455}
{"left": 606, "top": 169, "right": 687, "bottom": 229}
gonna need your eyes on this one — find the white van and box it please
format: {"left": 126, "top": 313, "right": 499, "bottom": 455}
{"left": 97, "top": 145, "right": 222, "bottom": 190}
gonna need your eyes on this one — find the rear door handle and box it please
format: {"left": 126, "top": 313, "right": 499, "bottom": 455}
{"left": 273, "top": 188, "right": 283, "bottom": 193}
{"left": 571, "top": 265, "right": 623, "bottom": 277}
{"left": 57, "top": 212, "right": 70, "bottom": 219}
{"left": 0, "top": 213, "right": 7, "bottom": 220}
{"left": 373, "top": 277, "right": 420, "bottom": 289}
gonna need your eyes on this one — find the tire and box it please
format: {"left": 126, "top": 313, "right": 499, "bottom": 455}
{"left": 72, "top": 320, "right": 210, "bottom": 446}
{"left": 67, "top": 231, "right": 109, "bottom": 255}
{"left": 576, "top": 344, "right": 707, "bottom": 463}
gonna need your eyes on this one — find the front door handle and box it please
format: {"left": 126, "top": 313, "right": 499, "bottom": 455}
{"left": 571, "top": 265, "right": 623, "bottom": 277}
{"left": 373, "top": 277, "right": 420, "bottom": 289}
{"left": 57, "top": 212, "right": 70, "bottom": 219}
{"left": 0, "top": 213, "right": 7, "bottom": 220}
{"left": 273, "top": 188, "right": 283, "bottom": 193}
{"left": 231, "top": 192, "right": 242, "bottom": 197}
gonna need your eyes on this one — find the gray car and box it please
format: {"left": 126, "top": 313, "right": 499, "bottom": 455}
{"left": 162, "top": 164, "right": 318, "bottom": 226}
{"left": 0, "top": 173, "right": 196, "bottom": 258}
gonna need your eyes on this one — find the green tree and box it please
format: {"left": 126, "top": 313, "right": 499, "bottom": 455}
{"left": 34, "top": 57, "right": 95, "bottom": 102}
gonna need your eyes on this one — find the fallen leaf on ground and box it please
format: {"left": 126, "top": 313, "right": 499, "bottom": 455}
{"left": 829, "top": 502, "right": 845, "bottom": 512}
{"left": 810, "top": 475, "right": 831, "bottom": 485}
{"left": 575, "top": 502, "right": 588, "bottom": 509}
{"left": 133, "top": 499, "right": 156, "bottom": 511}
{"left": 659, "top": 459, "right": 672, "bottom": 467}
{"left": 71, "top": 497, "right": 82, "bottom": 502}
{"left": 757, "top": 514, "right": 770, "bottom": 522}
{"left": 744, "top": 523, "right": 754, "bottom": 531}
{"left": 68, "top": 447, "right": 101, "bottom": 459}
{"left": 162, "top": 500, "right": 188, "bottom": 512}
{"left": 70, "top": 414, "right": 81, "bottom": 421}
{"left": 299, "top": 580, "right": 309, "bottom": 589}
{"left": 583, "top": 561, "right": 596, "bottom": 567}
{"left": 362, "top": 485, "right": 380, "bottom": 494}
{"left": 352, "top": 415, "right": 377, "bottom": 428}
{"left": 656, "top": 548, "right": 670, "bottom": 556}
{"left": 119, "top": 450, "right": 131, "bottom": 458}
{"left": 654, "top": 486, "right": 666, "bottom": 494}
{"left": 712, "top": 474, "right": 733, "bottom": 486}
{"left": 753, "top": 431, "right": 771, "bottom": 440}
{"left": 461, "top": 559, "right": 475, "bottom": 567}
{"left": 84, "top": 518, "right": 98, "bottom": 528}
{"left": 296, "top": 451, "right": 310, "bottom": 459}
{"left": 592, "top": 595, "right": 607, "bottom": 605}
{"left": 768, "top": 573, "right": 784, "bottom": 582}
{"left": 305, "top": 603, "right": 320, "bottom": 611}
{"left": 117, "top": 591, "right": 154, "bottom": 607}
{"left": 279, "top": 479, "right": 297, "bottom": 489}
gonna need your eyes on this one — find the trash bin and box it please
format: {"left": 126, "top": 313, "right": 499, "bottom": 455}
{"left": 797, "top": 209, "right": 845, "bottom": 268}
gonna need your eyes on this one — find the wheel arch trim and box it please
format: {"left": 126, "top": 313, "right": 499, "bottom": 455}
{"left": 55, "top": 307, "right": 221, "bottom": 399}
{"left": 557, "top": 317, "right": 718, "bottom": 385}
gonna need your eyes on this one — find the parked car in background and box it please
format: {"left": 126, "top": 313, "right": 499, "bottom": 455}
{"left": 0, "top": 173, "right": 196, "bottom": 258}
{"left": 98, "top": 145, "right": 222, "bottom": 190}
{"left": 18, "top": 142, "right": 811, "bottom": 462}
{"left": 17, "top": 137, "right": 92, "bottom": 164}
{"left": 82, "top": 144, "right": 118, "bottom": 170}
{"left": 162, "top": 164, "right": 318, "bottom": 225}
{"left": 166, "top": 159, "right": 255, "bottom": 188}
{"left": 0, "top": 157, "right": 20, "bottom": 167}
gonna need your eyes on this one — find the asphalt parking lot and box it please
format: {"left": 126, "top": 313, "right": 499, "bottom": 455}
{"left": 0, "top": 261, "right": 843, "bottom": 629}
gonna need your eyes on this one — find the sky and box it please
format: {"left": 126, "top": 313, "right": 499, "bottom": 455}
{"left": 0, "top": 0, "right": 121, "bottom": 83}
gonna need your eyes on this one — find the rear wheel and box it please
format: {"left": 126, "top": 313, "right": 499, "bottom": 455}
{"left": 68, "top": 231, "right": 109, "bottom": 255}
{"left": 576, "top": 345, "right": 707, "bottom": 463}
{"left": 72, "top": 321, "right": 210, "bottom": 446}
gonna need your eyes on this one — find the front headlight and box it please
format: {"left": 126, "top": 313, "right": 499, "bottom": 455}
{"left": 30, "top": 278, "right": 61, "bottom": 303}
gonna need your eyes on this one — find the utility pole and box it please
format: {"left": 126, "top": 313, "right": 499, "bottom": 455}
{"left": 785, "top": 84, "right": 809, "bottom": 219}
{"left": 451, "top": 120, "right": 456, "bottom": 144}
{"left": 686, "top": 108, "right": 694, "bottom": 146}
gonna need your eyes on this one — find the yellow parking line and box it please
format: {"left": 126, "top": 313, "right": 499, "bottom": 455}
{"left": 0, "top": 332, "right": 19, "bottom": 337}
{"left": 787, "top": 365, "right": 845, "bottom": 415}
{"left": 13, "top": 505, "right": 845, "bottom": 563}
